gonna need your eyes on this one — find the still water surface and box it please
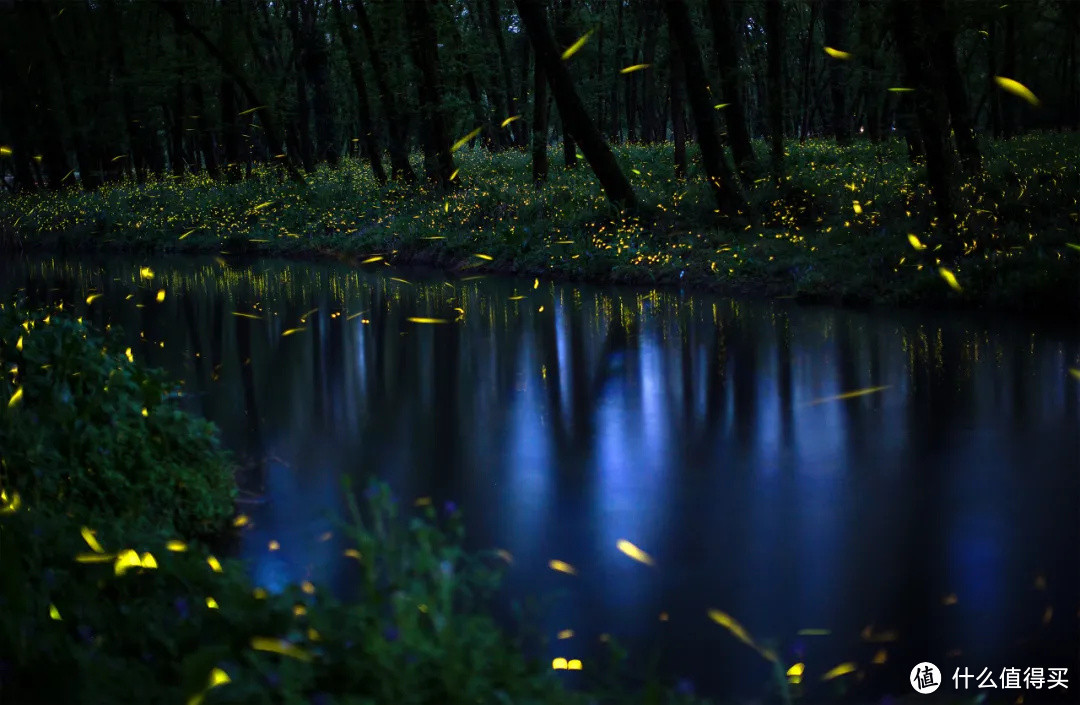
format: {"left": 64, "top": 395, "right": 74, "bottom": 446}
{"left": 7, "top": 255, "right": 1079, "bottom": 701}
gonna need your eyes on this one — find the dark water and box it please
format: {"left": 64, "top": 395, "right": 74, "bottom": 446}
{"left": 6, "top": 255, "right": 1079, "bottom": 702}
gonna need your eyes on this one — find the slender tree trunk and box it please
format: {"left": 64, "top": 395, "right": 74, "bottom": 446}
{"left": 353, "top": 0, "right": 416, "bottom": 181}
{"left": 1001, "top": 5, "right": 1018, "bottom": 138}
{"left": 441, "top": 0, "right": 497, "bottom": 149}
{"left": 669, "top": 18, "right": 688, "bottom": 179}
{"left": 1068, "top": 1, "right": 1080, "bottom": 130}
{"left": 108, "top": 0, "right": 148, "bottom": 182}
{"left": 486, "top": 0, "right": 526, "bottom": 145}
{"left": 822, "top": 0, "right": 852, "bottom": 144}
{"left": 988, "top": 17, "right": 1001, "bottom": 139}
{"left": 553, "top": 0, "right": 578, "bottom": 168}
{"left": 708, "top": 0, "right": 757, "bottom": 179}
{"left": 611, "top": 0, "right": 624, "bottom": 142}
{"left": 664, "top": 0, "right": 748, "bottom": 216}
{"left": 515, "top": 0, "right": 636, "bottom": 208}
{"left": 532, "top": 57, "right": 550, "bottom": 184}
{"left": 331, "top": 0, "right": 386, "bottom": 183}
{"left": 798, "top": 0, "right": 820, "bottom": 141}
{"left": 300, "top": 0, "right": 338, "bottom": 167}
{"left": 765, "top": 0, "right": 785, "bottom": 184}
{"left": 626, "top": 24, "right": 641, "bottom": 143}
{"left": 192, "top": 79, "right": 219, "bottom": 178}
{"left": 889, "top": 0, "right": 958, "bottom": 234}
{"left": 170, "top": 84, "right": 185, "bottom": 176}
{"left": 288, "top": 3, "right": 316, "bottom": 173}
{"left": 638, "top": 6, "right": 659, "bottom": 142}
{"left": 857, "top": 0, "right": 885, "bottom": 142}
{"left": 596, "top": 21, "right": 605, "bottom": 138}
{"left": 921, "top": 0, "right": 980, "bottom": 173}
{"left": 403, "top": 0, "right": 455, "bottom": 188}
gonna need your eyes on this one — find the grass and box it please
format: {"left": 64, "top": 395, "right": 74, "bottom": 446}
{"left": 2, "top": 134, "right": 1079, "bottom": 313}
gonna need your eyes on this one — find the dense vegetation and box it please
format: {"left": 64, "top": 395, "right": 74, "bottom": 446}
{"left": 1, "top": 1, "right": 1079, "bottom": 310}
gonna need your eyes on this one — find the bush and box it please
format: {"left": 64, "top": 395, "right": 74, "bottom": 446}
{"left": 0, "top": 300, "right": 235, "bottom": 537}
{"left": 0, "top": 485, "right": 585, "bottom": 705}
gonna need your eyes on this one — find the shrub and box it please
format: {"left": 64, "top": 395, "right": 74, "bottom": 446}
{"left": 0, "top": 485, "right": 582, "bottom": 705}
{"left": 0, "top": 300, "right": 235, "bottom": 537}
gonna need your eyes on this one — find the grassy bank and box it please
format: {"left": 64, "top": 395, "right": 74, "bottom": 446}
{"left": 2, "top": 135, "right": 1080, "bottom": 313}
{"left": 0, "top": 301, "right": 718, "bottom": 705}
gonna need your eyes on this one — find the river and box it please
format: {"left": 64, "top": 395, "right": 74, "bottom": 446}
{"left": 6, "top": 254, "right": 1078, "bottom": 702}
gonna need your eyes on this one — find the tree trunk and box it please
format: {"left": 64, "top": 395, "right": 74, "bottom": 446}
{"left": 798, "top": 0, "right": 820, "bottom": 141}
{"left": 353, "top": 0, "right": 417, "bottom": 182}
{"left": 611, "top": 0, "right": 624, "bottom": 142}
{"left": 331, "top": 0, "right": 387, "bottom": 183}
{"left": 532, "top": 56, "right": 550, "bottom": 184}
{"left": 441, "top": 0, "right": 497, "bottom": 150}
{"left": 889, "top": 0, "right": 957, "bottom": 234}
{"left": 301, "top": 0, "right": 338, "bottom": 167}
{"left": 638, "top": 4, "right": 660, "bottom": 142}
{"left": 822, "top": 0, "right": 852, "bottom": 144}
{"left": 765, "top": 0, "right": 785, "bottom": 184}
{"left": 515, "top": 0, "right": 636, "bottom": 208}
{"left": 626, "top": 23, "right": 641, "bottom": 143}
{"left": 288, "top": 2, "right": 316, "bottom": 173}
{"left": 669, "top": 18, "right": 688, "bottom": 179}
{"left": 988, "top": 17, "right": 1001, "bottom": 139}
{"left": 664, "top": 0, "right": 748, "bottom": 216}
{"left": 553, "top": 0, "right": 578, "bottom": 168}
{"left": 920, "top": 0, "right": 980, "bottom": 173}
{"left": 708, "top": 0, "right": 757, "bottom": 179}
{"left": 403, "top": 0, "right": 455, "bottom": 188}
{"left": 1001, "top": 5, "right": 1018, "bottom": 138}
{"left": 191, "top": 79, "right": 219, "bottom": 178}
{"left": 486, "top": 0, "right": 526, "bottom": 145}
{"left": 170, "top": 84, "right": 185, "bottom": 176}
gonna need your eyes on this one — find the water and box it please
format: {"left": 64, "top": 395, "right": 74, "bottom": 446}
{"left": 6, "top": 255, "right": 1079, "bottom": 701}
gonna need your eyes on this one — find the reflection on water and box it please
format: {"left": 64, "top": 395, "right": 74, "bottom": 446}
{"left": 6, "top": 255, "right": 1079, "bottom": 701}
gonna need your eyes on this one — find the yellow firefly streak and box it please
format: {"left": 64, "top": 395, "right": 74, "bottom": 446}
{"left": 908, "top": 233, "right": 927, "bottom": 250}
{"left": 616, "top": 539, "right": 654, "bottom": 566}
{"left": 939, "top": 267, "right": 962, "bottom": 291}
{"left": 994, "top": 76, "right": 1041, "bottom": 106}
{"left": 451, "top": 127, "right": 483, "bottom": 152}
{"left": 807, "top": 385, "right": 889, "bottom": 406}
{"left": 250, "top": 636, "right": 313, "bottom": 662}
{"left": 822, "top": 663, "right": 858, "bottom": 681}
{"left": 548, "top": 559, "right": 576, "bottom": 575}
{"left": 561, "top": 29, "right": 593, "bottom": 60}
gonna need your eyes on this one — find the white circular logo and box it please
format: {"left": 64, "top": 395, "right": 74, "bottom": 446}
{"left": 910, "top": 662, "right": 942, "bottom": 694}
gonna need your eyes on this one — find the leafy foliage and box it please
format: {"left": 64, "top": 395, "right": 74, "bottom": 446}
{"left": 0, "top": 301, "right": 235, "bottom": 537}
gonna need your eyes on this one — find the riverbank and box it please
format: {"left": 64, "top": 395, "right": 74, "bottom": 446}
{"left": 3, "top": 136, "right": 1079, "bottom": 314}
